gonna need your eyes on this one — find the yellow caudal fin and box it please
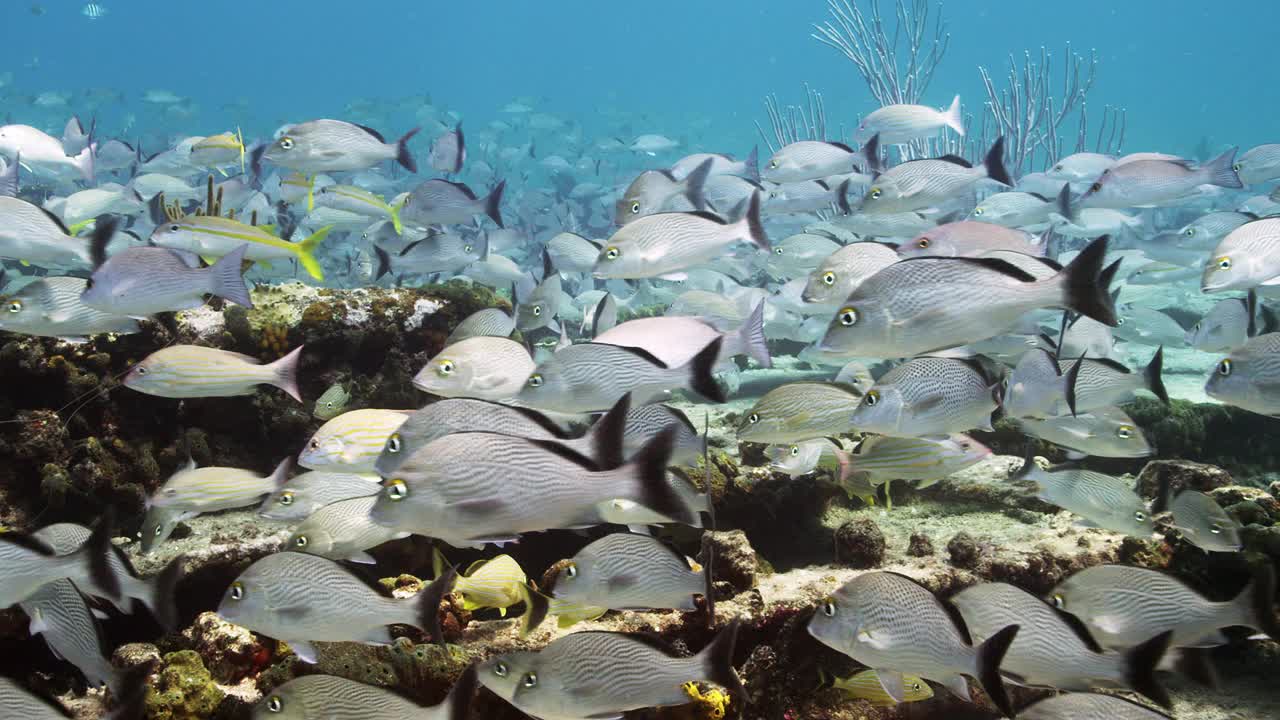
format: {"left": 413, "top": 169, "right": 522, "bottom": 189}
{"left": 306, "top": 176, "right": 315, "bottom": 212}
{"left": 68, "top": 218, "right": 95, "bottom": 235}
{"left": 388, "top": 202, "right": 403, "bottom": 235}
{"left": 295, "top": 225, "right": 333, "bottom": 280}
{"left": 236, "top": 127, "right": 245, "bottom": 175}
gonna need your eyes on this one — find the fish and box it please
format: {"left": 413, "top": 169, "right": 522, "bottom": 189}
{"left": 440, "top": 551, "right": 531, "bottom": 617}
{"left": 377, "top": 228, "right": 489, "bottom": 278}
{"left": 1187, "top": 292, "right": 1259, "bottom": 352}
{"left": 1019, "top": 406, "right": 1152, "bottom": 459}
{"left": 1112, "top": 307, "right": 1186, "bottom": 347}
{"left": 400, "top": 179, "right": 504, "bottom": 228}
{"left": 139, "top": 504, "right": 192, "bottom": 555}
{"left": 583, "top": 292, "right": 618, "bottom": 338}
{"left": 859, "top": 137, "right": 1012, "bottom": 214}
{"left": 1048, "top": 564, "right": 1279, "bottom": 650}
{"left": 896, "top": 221, "right": 1046, "bottom": 259}
{"left": 856, "top": 95, "right": 964, "bottom": 145}
{"left": 257, "top": 470, "right": 380, "bottom": 521}
{"left": 766, "top": 438, "right": 849, "bottom": 480}
{"left": 216, "top": 552, "right": 457, "bottom": 664}
{"left": 807, "top": 571, "right": 1018, "bottom": 716}
{"left": 514, "top": 270, "right": 562, "bottom": 332}
{"left": 429, "top": 121, "right": 466, "bottom": 174}
{"left": 828, "top": 669, "right": 933, "bottom": 707}
{"left": 736, "top": 382, "right": 863, "bottom": 443}
{"left": 189, "top": 131, "right": 245, "bottom": 171}
{"left": 545, "top": 232, "right": 602, "bottom": 274}
{"left": 763, "top": 178, "right": 853, "bottom": 215}
{"left": 616, "top": 159, "right": 712, "bottom": 224}
{"left": 412, "top": 336, "right": 534, "bottom": 401}
{"left": 592, "top": 308, "right": 771, "bottom": 369}
{"left": 514, "top": 338, "right": 725, "bottom": 414}
{"left": 1162, "top": 489, "right": 1242, "bottom": 553}
{"left": 833, "top": 361, "right": 875, "bottom": 391}
{"left": 621, "top": 403, "right": 703, "bottom": 467}
{"left": 1204, "top": 332, "right": 1280, "bottom": 415}
{"left": 1018, "top": 693, "right": 1174, "bottom": 720}
{"left": 1046, "top": 152, "right": 1117, "bottom": 181}
{"left": 298, "top": 409, "right": 411, "bottom": 472}
{"left": 847, "top": 433, "right": 990, "bottom": 489}
{"left": 593, "top": 192, "right": 769, "bottom": 279}
{"left": 1078, "top": 148, "right": 1242, "bottom": 208}
{"left": 1004, "top": 348, "right": 1072, "bottom": 419}
{"left": 0, "top": 195, "right": 104, "bottom": 268}
{"left": 952, "top": 582, "right": 1171, "bottom": 704}
{"left": 801, "top": 242, "right": 900, "bottom": 305}
{"left": 82, "top": 3, "right": 108, "bottom": 19}
{"left": 670, "top": 149, "right": 759, "bottom": 181}
{"left": 478, "top": 622, "right": 743, "bottom": 720}
{"left": 80, "top": 243, "right": 253, "bottom": 317}
{"left": 263, "top": 119, "right": 419, "bottom": 173}
{"left": 19, "top": 578, "right": 123, "bottom": 695}
{"left": 0, "top": 124, "right": 94, "bottom": 181}
{"left": 1176, "top": 210, "right": 1257, "bottom": 244}
{"left": 850, "top": 357, "right": 1001, "bottom": 437}
{"left": 252, "top": 667, "right": 476, "bottom": 720}
{"left": 1062, "top": 349, "right": 1168, "bottom": 415}
{"left": 970, "top": 191, "right": 1054, "bottom": 228}
{"left": 314, "top": 185, "right": 403, "bottom": 234}
{"left": 150, "top": 215, "right": 332, "bottom": 281}
{"left": 151, "top": 458, "right": 290, "bottom": 513}
{"left": 1012, "top": 450, "right": 1153, "bottom": 535}
{"left": 312, "top": 383, "right": 351, "bottom": 420}
{"left": 285, "top": 495, "right": 410, "bottom": 564}
{"left": 818, "top": 234, "right": 1116, "bottom": 359}
{"left": 1201, "top": 218, "right": 1280, "bottom": 292}
{"left": 762, "top": 141, "right": 861, "bottom": 183}
{"left": 124, "top": 344, "right": 303, "bottom": 401}
{"left": 0, "top": 155, "right": 18, "bottom": 197}
{"left": 629, "top": 134, "right": 680, "bottom": 154}
{"left": 280, "top": 172, "right": 317, "bottom": 211}
{"left": 0, "top": 276, "right": 140, "bottom": 341}
{"left": 0, "top": 517, "right": 119, "bottom": 610}
{"left": 1234, "top": 143, "right": 1280, "bottom": 185}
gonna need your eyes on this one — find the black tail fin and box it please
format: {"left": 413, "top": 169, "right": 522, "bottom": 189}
{"left": 1151, "top": 471, "right": 1173, "bottom": 515}
{"left": 983, "top": 136, "right": 1013, "bottom": 187}
{"left": 1064, "top": 354, "right": 1085, "bottom": 417}
{"left": 441, "top": 664, "right": 477, "bottom": 720}
{"left": 1099, "top": 257, "right": 1123, "bottom": 289}
{"left": 86, "top": 508, "right": 121, "bottom": 601}
{"left": 743, "top": 145, "right": 760, "bottom": 181}
{"left": 395, "top": 127, "right": 421, "bottom": 173}
{"left": 373, "top": 245, "right": 392, "bottom": 280}
{"left": 88, "top": 214, "right": 120, "bottom": 269}
{"left": 1243, "top": 562, "right": 1280, "bottom": 641}
{"left": 1123, "top": 630, "right": 1173, "bottom": 709}
{"left": 485, "top": 180, "right": 506, "bottom": 228}
{"left": 698, "top": 620, "right": 745, "bottom": 700}
{"left": 209, "top": 244, "right": 253, "bottom": 308}
{"left": 249, "top": 144, "right": 267, "bottom": 183}
{"left": 702, "top": 414, "right": 716, "bottom": 629}
{"left": 588, "top": 393, "right": 631, "bottom": 470}
{"left": 975, "top": 623, "right": 1019, "bottom": 719}
{"left": 518, "top": 583, "right": 549, "bottom": 637}
{"left": 630, "top": 427, "right": 696, "bottom": 525}
{"left": 1060, "top": 235, "right": 1117, "bottom": 326}
{"left": 1144, "top": 346, "right": 1170, "bottom": 405}
{"left": 1013, "top": 443, "right": 1037, "bottom": 480}
{"left": 1247, "top": 290, "right": 1259, "bottom": 337}
{"left": 151, "top": 554, "right": 186, "bottom": 632}
{"left": 683, "top": 157, "right": 713, "bottom": 211}
{"left": 451, "top": 122, "right": 466, "bottom": 174}
{"left": 416, "top": 565, "right": 458, "bottom": 645}
{"left": 740, "top": 191, "right": 768, "bottom": 251}
{"left": 1201, "top": 147, "right": 1242, "bottom": 189}
{"left": 863, "top": 133, "right": 883, "bottom": 175}
{"left": 834, "top": 178, "right": 852, "bottom": 215}
{"left": 1056, "top": 183, "right": 1076, "bottom": 221}
{"left": 686, "top": 337, "right": 727, "bottom": 403}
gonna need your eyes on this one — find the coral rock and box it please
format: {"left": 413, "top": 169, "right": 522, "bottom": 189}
{"left": 144, "top": 650, "right": 226, "bottom": 720}
{"left": 833, "top": 519, "right": 885, "bottom": 569}
{"left": 907, "top": 531, "right": 935, "bottom": 557}
{"left": 946, "top": 532, "right": 980, "bottom": 569}
{"left": 181, "top": 611, "right": 267, "bottom": 684}
{"left": 699, "top": 530, "right": 759, "bottom": 592}
{"left": 1136, "top": 459, "right": 1232, "bottom": 499}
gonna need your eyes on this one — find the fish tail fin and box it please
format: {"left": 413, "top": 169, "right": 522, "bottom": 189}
{"left": 1202, "top": 147, "right": 1243, "bottom": 189}
{"left": 452, "top": 121, "right": 466, "bottom": 173}
{"left": 1058, "top": 234, "right": 1117, "bottom": 325}
{"left": 1236, "top": 562, "right": 1280, "bottom": 641}
{"left": 1144, "top": 346, "right": 1170, "bottom": 405}
{"left": 1056, "top": 182, "right": 1076, "bottom": 222}
{"left": 944, "top": 94, "right": 965, "bottom": 136}
{"left": 973, "top": 623, "right": 1018, "bottom": 719}
{"left": 415, "top": 565, "right": 457, "bottom": 645}
{"left": 696, "top": 619, "right": 745, "bottom": 700}
{"left": 686, "top": 337, "right": 727, "bottom": 403}
{"left": 395, "top": 127, "right": 420, "bottom": 173}
{"left": 738, "top": 300, "right": 771, "bottom": 368}
{"left": 388, "top": 201, "right": 403, "bottom": 235}
{"left": 209, "top": 243, "right": 253, "bottom": 308}
{"left": 1012, "top": 443, "right": 1038, "bottom": 481}
{"left": 149, "top": 554, "right": 186, "bottom": 632}
{"left": 983, "top": 136, "right": 1012, "bottom": 187}
{"left": 1122, "top": 630, "right": 1173, "bottom": 709}
{"left": 75, "top": 142, "right": 95, "bottom": 183}
{"left": 88, "top": 213, "right": 119, "bottom": 268}
{"left": 743, "top": 144, "right": 760, "bottom": 181}
{"left": 738, "top": 190, "right": 769, "bottom": 251}
{"left": 1172, "top": 646, "right": 1220, "bottom": 690}
{"left": 485, "top": 180, "right": 506, "bottom": 228}
{"left": 295, "top": 225, "right": 333, "bottom": 280}
{"left": 85, "top": 507, "right": 121, "bottom": 601}
{"left": 683, "top": 157, "right": 713, "bottom": 210}
{"left": 586, "top": 393, "right": 631, "bottom": 470}
{"left": 110, "top": 661, "right": 156, "bottom": 720}
{"left": 1064, "top": 353, "right": 1084, "bottom": 417}
{"left": 834, "top": 178, "right": 852, "bottom": 215}
{"left": 517, "top": 582, "right": 549, "bottom": 637}
{"left": 267, "top": 345, "right": 304, "bottom": 402}
{"left": 373, "top": 245, "right": 392, "bottom": 281}
{"left": 629, "top": 426, "right": 698, "bottom": 525}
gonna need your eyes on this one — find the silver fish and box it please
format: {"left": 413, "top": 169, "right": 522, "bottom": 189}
{"left": 801, "top": 242, "right": 899, "bottom": 305}
{"left": 593, "top": 309, "right": 770, "bottom": 369}
{"left": 549, "top": 532, "right": 708, "bottom": 618}
{"left": 80, "top": 244, "right": 252, "bottom": 317}
{"left": 1018, "top": 406, "right": 1153, "bottom": 459}
{"left": 444, "top": 307, "right": 516, "bottom": 345}
{"left": 1201, "top": 218, "right": 1280, "bottom": 292}
{"left": 139, "top": 504, "right": 192, "bottom": 555}
{"left": 1187, "top": 292, "right": 1257, "bottom": 352}
{"left": 0, "top": 195, "right": 99, "bottom": 267}
{"left": 400, "top": 179, "right": 504, "bottom": 228}
{"left": 969, "top": 191, "right": 1054, "bottom": 228}
{"left": 20, "top": 578, "right": 123, "bottom": 694}
{"left": 286, "top": 496, "right": 410, "bottom": 564}
{"left": 1013, "top": 452, "right": 1153, "bottom": 536}
{"left": 583, "top": 292, "right": 618, "bottom": 338}
{"left": 807, "top": 571, "right": 1018, "bottom": 714}
{"left": 413, "top": 336, "right": 534, "bottom": 401}
{"left": 1019, "top": 693, "right": 1173, "bottom": 720}
{"left": 1234, "top": 143, "right": 1280, "bottom": 185}
{"left": 767, "top": 438, "right": 848, "bottom": 479}
{"left": 0, "top": 276, "right": 139, "bottom": 341}
{"left": 1165, "top": 490, "right": 1242, "bottom": 553}
{"left": 763, "top": 177, "right": 852, "bottom": 216}
{"left": 859, "top": 137, "right": 1012, "bottom": 214}
{"left": 847, "top": 433, "right": 990, "bottom": 488}
{"left": 621, "top": 403, "right": 702, "bottom": 467}
{"left": 1175, "top": 210, "right": 1257, "bottom": 244}
{"left": 1204, "top": 332, "right": 1280, "bottom": 416}
{"left": 297, "top": 409, "right": 411, "bottom": 473}
{"left": 428, "top": 121, "right": 465, "bottom": 174}
{"left": 734, "top": 381, "right": 863, "bottom": 443}
{"left": 670, "top": 149, "right": 759, "bottom": 181}
{"left": 1112, "top": 307, "right": 1185, "bottom": 347}
{"left": 896, "top": 221, "right": 1046, "bottom": 259}
{"left": 151, "top": 458, "right": 289, "bottom": 513}
{"left": 378, "top": 228, "right": 489, "bottom": 278}
{"left": 263, "top": 119, "right": 419, "bottom": 173}
{"left": 1004, "top": 348, "right": 1071, "bottom": 419}
{"left": 546, "top": 232, "right": 602, "bottom": 274}
{"left": 616, "top": 159, "right": 712, "bottom": 224}
{"left": 767, "top": 232, "right": 843, "bottom": 279}
{"left": 0, "top": 519, "right": 118, "bottom": 610}
{"left": 251, "top": 668, "right": 475, "bottom": 720}
{"left": 124, "top": 344, "right": 302, "bottom": 401}
{"left": 851, "top": 357, "right": 1000, "bottom": 437}
{"left": 257, "top": 470, "right": 380, "bottom": 521}
{"left": 1079, "top": 148, "right": 1241, "bottom": 209}
{"left": 1061, "top": 349, "right": 1168, "bottom": 415}
{"left": 762, "top": 141, "right": 860, "bottom": 183}
{"left": 515, "top": 271, "right": 562, "bottom": 332}
{"left": 0, "top": 677, "right": 93, "bottom": 720}
{"left": 854, "top": 95, "right": 964, "bottom": 145}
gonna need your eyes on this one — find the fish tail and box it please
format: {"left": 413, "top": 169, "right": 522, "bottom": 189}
{"left": 1064, "top": 353, "right": 1084, "bottom": 417}
{"left": 415, "top": 565, "right": 457, "bottom": 645}
{"left": 585, "top": 393, "right": 630, "bottom": 470}
{"left": 84, "top": 507, "right": 121, "bottom": 601}
{"left": 834, "top": 178, "right": 852, "bottom": 215}
{"left": 295, "top": 225, "right": 333, "bottom": 280}
{"left": 87, "top": 214, "right": 120, "bottom": 268}
{"left": 517, "top": 582, "right": 549, "bottom": 637}
{"left": 1201, "top": 146, "right": 1243, "bottom": 189}
{"left": 149, "top": 553, "right": 186, "bottom": 632}
{"left": 686, "top": 337, "right": 727, "bottom": 403}
{"left": 1144, "top": 346, "right": 1170, "bottom": 405}
{"left": 484, "top": 180, "right": 506, "bottom": 228}
{"left": 452, "top": 121, "right": 466, "bottom": 173}
{"left": 438, "top": 664, "right": 477, "bottom": 720}
{"left": 75, "top": 142, "right": 95, "bottom": 183}
{"left": 373, "top": 245, "right": 393, "bottom": 281}
{"left": 682, "top": 157, "right": 713, "bottom": 211}
{"left": 973, "top": 623, "right": 1018, "bottom": 719}
{"left": 695, "top": 619, "right": 745, "bottom": 700}
{"left": 1057, "top": 234, "right": 1117, "bottom": 326}
{"left": 738, "top": 190, "right": 769, "bottom": 251}
{"left": 944, "top": 94, "right": 965, "bottom": 136}
{"left": 1122, "top": 630, "right": 1173, "bottom": 709}
{"left": 743, "top": 144, "right": 760, "bottom": 182}
{"left": 388, "top": 199, "right": 404, "bottom": 235}
{"left": 395, "top": 127, "right": 421, "bottom": 173}
{"left": 737, "top": 300, "right": 771, "bottom": 368}
{"left": 209, "top": 243, "right": 253, "bottom": 309}
{"left": 266, "top": 345, "right": 304, "bottom": 402}
{"left": 1235, "top": 562, "right": 1280, "bottom": 641}
{"left": 983, "top": 136, "right": 1012, "bottom": 187}
{"left": 627, "top": 426, "right": 698, "bottom": 526}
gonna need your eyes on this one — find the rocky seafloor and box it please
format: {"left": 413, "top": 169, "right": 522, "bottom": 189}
{"left": 1, "top": 282, "right": 1278, "bottom": 720}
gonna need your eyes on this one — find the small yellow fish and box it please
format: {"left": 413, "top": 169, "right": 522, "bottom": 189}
{"left": 312, "top": 382, "right": 351, "bottom": 420}
{"left": 297, "top": 408, "right": 411, "bottom": 472}
{"left": 830, "top": 669, "right": 933, "bottom": 707}
{"left": 445, "top": 551, "right": 528, "bottom": 616}
{"left": 190, "top": 129, "right": 246, "bottom": 173}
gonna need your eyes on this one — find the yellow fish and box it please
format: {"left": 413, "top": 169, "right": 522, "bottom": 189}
{"left": 829, "top": 669, "right": 933, "bottom": 707}
{"left": 150, "top": 214, "right": 332, "bottom": 281}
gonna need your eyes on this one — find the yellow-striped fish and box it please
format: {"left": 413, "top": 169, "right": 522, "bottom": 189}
{"left": 315, "top": 184, "right": 404, "bottom": 234}
{"left": 297, "top": 408, "right": 411, "bottom": 472}
{"left": 437, "top": 549, "right": 528, "bottom": 616}
{"left": 123, "top": 345, "right": 303, "bottom": 401}
{"left": 150, "top": 457, "right": 290, "bottom": 514}
{"left": 829, "top": 669, "right": 933, "bottom": 707}
{"left": 189, "top": 129, "right": 245, "bottom": 174}
{"left": 312, "top": 382, "right": 351, "bottom": 420}
{"left": 149, "top": 214, "right": 332, "bottom": 281}
{"left": 281, "top": 172, "right": 316, "bottom": 212}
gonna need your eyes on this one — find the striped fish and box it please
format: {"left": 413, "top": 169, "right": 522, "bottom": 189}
{"left": 443, "top": 307, "right": 516, "bottom": 346}
{"left": 1019, "top": 693, "right": 1173, "bottom": 720}
{"left": 189, "top": 130, "right": 245, "bottom": 171}
{"left": 0, "top": 195, "right": 94, "bottom": 267}
{"left": 851, "top": 357, "right": 1000, "bottom": 438}
{"left": 280, "top": 172, "right": 316, "bottom": 211}
{"left": 766, "top": 438, "right": 848, "bottom": 479}
{"left": 81, "top": 3, "right": 108, "bottom": 19}
{"left": 0, "top": 677, "right": 82, "bottom": 719}
{"left": 258, "top": 470, "right": 380, "bottom": 521}
{"left": 0, "top": 520, "right": 118, "bottom": 612}
{"left": 854, "top": 96, "right": 964, "bottom": 145}
{"left": 859, "top": 137, "right": 1012, "bottom": 214}
{"left": 315, "top": 184, "right": 403, "bottom": 234}
{"left": 297, "top": 408, "right": 412, "bottom": 472}
{"left": 830, "top": 669, "right": 932, "bottom": 707}
{"left": 150, "top": 458, "right": 290, "bottom": 514}
{"left": 124, "top": 344, "right": 303, "bottom": 401}
{"left": 443, "top": 551, "right": 529, "bottom": 616}
{"left": 849, "top": 434, "right": 990, "bottom": 488}
{"left": 80, "top": 243, "right": 254, "bottom": 317}
{"left": 252, "top": 668, "right": 476, "bottom": 720}
{"left": 287, "top": 496, "right": 409, "bottom": 564}
{"left": 735, "top": 381, "right": 862, "bottom": 443}
{"left": 139, "top": 503, "right": 194, "bottom": 554}
{"left": 20, "top": 579, "right": 122, "bottom": 695}
{"left": 548, "top": 533, "right": 706, "bottom": 625}
{"left": 621, "top": 403, "right": 702, "bottom": 466}
{"left": 311, "top": 382, "right": 351, "bottom": 420}
{"left": 1013, "top": 454, "right": 1152, "bottom": 536}
{"left": 0, "top": 276, "right": 139, "bottom": 341}
{"left": 149, "top": 215, "right": 333, "bottom": 281}
{"left": 412, "top": 336, "right": 535, "bottom": 402}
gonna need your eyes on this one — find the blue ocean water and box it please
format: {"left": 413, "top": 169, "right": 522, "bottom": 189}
{"left": 6, "top": 1, "right": 1277, "bottom": 155}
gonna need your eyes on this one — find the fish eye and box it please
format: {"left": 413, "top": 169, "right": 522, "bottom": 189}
{"left": 135, "top": 366, "right": 148, "bottom": 375}
{"left": 528, "top": 373, "right": 544, "bottom": 388}
{"left": 789, "top": 445, "right": 800, "bottom": 456}
{"left": 1116, "top": 425, "right": 1134, "bottom": 439}
{"left": 1051, "top": 593, "right": 1066, "bottom": 609}
{"left": 917, "top": 237, "right": 930, "bottom": 248}
{"left": 494, "top": 661, "right": 509, "bottom": 677}
{"left": 974, "top": 207, "right": 984, "bottom": 216}
{"left": 386, "top": 478, "right": 409, "bottom": 501}
{"left": 768, "top": 159, "right": 778, "bottom": 169}
{"left": 279, "top": 137, "right": 294, "bottom": 150}
{"left": 1210, "top": 522, "right": 1223, "bottom": 534}
{"left": 1134, "top": 510, "right": 1147, "bottom": 523}
{"left": 565, "top": 563, "right": 578, "bottom": 579}
{"left": 1117, "top": 317, "right": 1126, "bottom": 326}
{"left": 1216, "top": 256, "right": 1232, "bottom": 270}
{"left": 387, "top": 434, "right": 402, "bottom": 454}
{"left": 629, "top": 201, "right": 640, "bottom": 214}
{"left": 1053, "top": 163, "right": 1063, "bottom": 172}
{"left": 6, "top": 300, "right": 21, "bottom": 313}
{"left": 280, "top": 491, "right": 294, "bottom": 506}
{"left": 747, "top": 413, "right": 759, "bottom": 424}
{"left": 1218, "top": 358, "right": 1233, "bottom": 376}
{"left": 294, "top": 535, "right": 308, "bottom": 548}
{"left": 821, "top": 598, "right": 836, "bottom": 617}
{"left": 169, "top": 224, "right": 179, "bottom": 232}
{"left": 153, "top": 524, "right": 163, "bottom": 536}
{"left": 837, "top": 307, "right": 858, "bottom": 327}
{"left": 229, "top": 581, "right": 244, "bottom": 601}
{"left": 532, "top": 306, "right": 542, "bottom": 316}
{"left": 1184, "top": 228, "right": 1195, "bottom": 237}
{"left": 464, "top": 244, "right": 473, "bottom": 253}
{"left": 605, "top": 246, "right": 620, "bottom": 260}
{"left": 774, "top": 247, "right": 784, "bottom": 255}
{"left": 911, "top": 682, "right": 921, "bottom": 691}
{"left": 864, "top": 390, "right": 879, "bottom": 407}
{"left": 266, "top": 696, "right": 283, "bottom": 713}
{"left": 308, "top": 438, "right": 320, "bottom": 450}
{"left": 1089, "top": 182, "right": 1102, "bottom": 193}
{"left": 869, "top": 187, "right": 881, "bottom": 200}
{"left": 437, "top": 359, "right": 455, "bottom": 376}
{"left": 1233, "top": 162, "right": 1242, "bottom": 172}
{"left": 522, "top": 672, "right": 538, "bottom": 688}
{"left": 822, "top": 272, "right": 835, "bottom": 285}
